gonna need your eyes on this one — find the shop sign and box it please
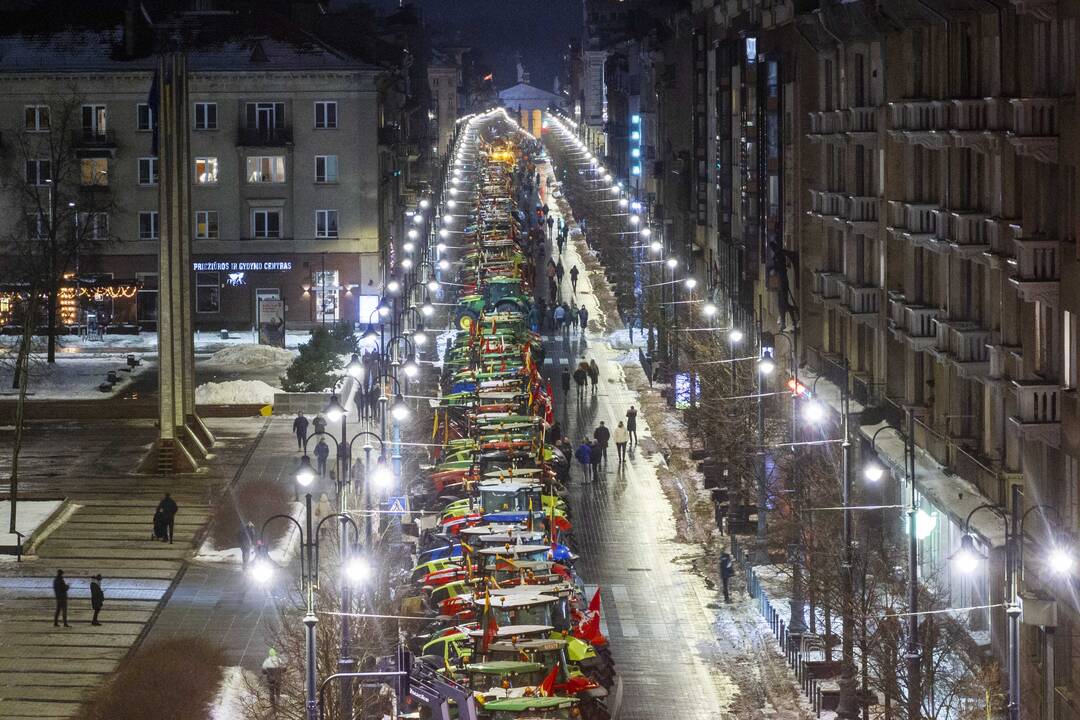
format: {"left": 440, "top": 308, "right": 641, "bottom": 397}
{"left": 192, "top": 260, "right": 293, "bottom": 272}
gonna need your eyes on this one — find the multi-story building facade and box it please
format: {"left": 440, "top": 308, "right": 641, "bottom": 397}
{"left": 428, "top": 51, "right": 460, "bottom": 160}
{"left": 0, "top": 12, "right": 386, "bottom": 332}
{"left": 621, "top": 0, "right": 1080, "bottom": 715}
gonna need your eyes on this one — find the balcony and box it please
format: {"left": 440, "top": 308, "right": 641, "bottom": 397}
{"left": 847, "top": 107, "right": 877, "bottom": 142}
{"left": 937, "top": 210, "right": 991, "bottom": 257}
{"left": 811, "top": 270, "right": 845, "bottom": 303}
{"left": 1007, "top": 0, "right": 1057, "bottom": 22}
{"left": 887, "top": 201, "right": 939, "bottom": 244}
{"left": 843, "top": 195, "right": 879, "bottom": 235}
{"left": 949, "top": 98, "right": 1006, "bottom": 153}
{"left": 1007, "top": 99, "right": 1058, "bottom": 163}
{"left": 1009, "top": 379, "right": 1061, "bottom": 448}
{"left": 237, "top": 125, "right": 293, "bottom": 147}
{"left": 808, "top": 189, "right": 845, "bottom": 219}
{"left": 973, "top": 218, "right": 1017, "bottom": 269}
{"left": 892, "top": 303, "right": 940, "bottom": 350}
{"left": 1009, "top": 234, "right": 1059, "bottom": 304}
{"left": 844, "top": 284, "right": 881, "bottom": 325}
{"left": 71, "top": 129, "right": 117, "bottom": 156}
{"left": 887, "top": 291, "right": 907, "bottom": 331}
{"left": 807, "top": 110, "right": 846, "bottom": 144}
{"left": 988, "top": 344, "right": 1023, "bottom": 382}
{"left": 887, "top": 100, "right": 951, "bottom": 148}
{"left": 931, "top": 319, "right": 992, "bottom": 378}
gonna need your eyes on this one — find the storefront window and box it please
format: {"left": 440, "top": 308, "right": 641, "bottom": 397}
{"left": 136, "top": 272, "right": 158, "bottom": 324}
{"left": 313, "top": 270, "right": 339, "bottom": 323}
{"left": 196, "top": 271, "right": 220, "bottom": 313}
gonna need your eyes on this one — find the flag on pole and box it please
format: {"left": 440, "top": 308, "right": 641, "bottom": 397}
{"left": 538, "top": 665, "right": 559, "bottom": 696}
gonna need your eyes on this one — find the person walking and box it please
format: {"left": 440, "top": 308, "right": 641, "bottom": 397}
{"left": 555, "top": 260, "right": 565, "bottom": 288}
{"left": 53, "top": 569, "right": 70, "bottom": 628}
{"left": 625, "top": 405, "right": 638, "bottom": 446}
{"left": 90, "top": 574, "right": 104, "bottom": 626}
{"left": 292, "top": 412, "right": 309, "bottom": 450}
{"left": 546, "top": 214, "right": 555, "bottom": 238}
{"left": 572, "top": 363, "right": 588, "bottom": 402}
{"left": 557, "top": 230, "right": 566, "bottom": 256}
{"left": 239, "top": 521, "right": 257, "bottom": 569}
{"left": 569, "top": 265, "right": 580, "bottom": 295}
{"left": 590, "top": 439, "right": 603, "bottom": 480}
{"left": 312, "top": 414, "right": 327, "bottom": 436}
{"left": 569, "top": 301, "right": 579, "bottom": 330}
{"left": 575, "top": 439, "right": 593, "bottom": 482}
{"left": 262, "top": 648, "right": 286, "bottom": 709}
{"left": 613, "top": 421, "right": 629, "bottom": 465}
{"left": 719, "top": 552, "right": 735, "bottom": 603}
{"left": 587, "top": 359, "right": 600, "bottom": 394}
{"left": 553, "top": 303, "right": 566, "bottom": 332}
{"left": 314, "top": 438, "right": 330, "bottom": 478}
{"left": 593, "top": 421, "right": 610, "bottom": 466}
{"left": 156, "top": 493, "right": 178, "bottom": 544}
{"left": 578, "top": 305, "right": 589, "bottom": 334}
{"left": 545, "top": 420, "right": 562, "bottom": 446}
{"left": 560, "top": 367, "right": 571, "bottom": 405}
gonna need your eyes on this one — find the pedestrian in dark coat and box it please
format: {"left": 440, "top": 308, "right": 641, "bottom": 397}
{"left": 292, "top": 412, "right": 309, "bottom": 450}
{"left": 560, "top": 368, "right": 571, "bottom": 402}
{"left": 625, "top": 406, "right": 638, "bottom": 445}
{"left": 314, "top": 438, "right": 330, "bottom": 477}
{"left": 90, "top": 574, "right": 104, "bottom": 625}
{"left": 578, "top": 306, "right": 589, "bottom": 333}
{"left": 156, "top": 493, "right": 178, "bottom": 544}
{"left": 555, "top": 260, "right": 565, "bottom": 286}
{"left": 53, "top": 569, "right": 70, "bottom": 627}
{"left": 312, "top": 414, "right": 327, "bottom": 436}
{"left": 569, "top": 265, "right": 579, "bottom": 294}
{"left": 590, "top": 439, "right": 603, "bottom": 479}
{"left": 569, "top": 302, "right": 579, "bottom": 330}
{"left": 546, "top": 420, "right": 562, "bottom": 446}
{"left": 720, "top": 552, "right": 735, "bottom": 603}
{"left": 572, "top": 364, "right": 588, "bottom": 402}
{"left": 587, "top": 359, "right": 600, "bottom": 394}
{"left": 239, "top": 521, "right": 257, "bottom": 569}
{"left": 593, "top": 422, "right": 610, "bottom": 465}
{"left": 575, "top": 440, "right": 593, "bottom": 482}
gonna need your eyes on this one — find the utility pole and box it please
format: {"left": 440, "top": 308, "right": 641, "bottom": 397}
{"left": 905, "top": 408, "right": 921, "bottom": 720}
{"left": 836, "top": 358, "right": 858, "bottom": 718}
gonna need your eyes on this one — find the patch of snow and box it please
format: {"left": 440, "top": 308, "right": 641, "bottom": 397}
{"left": 206, "top": 344, "right": 296, "bottom": 368}
{"left": 0, "top": 356, "right": 150, "bottom": 399}
{"left": 208, "top": 666, "right": 257, "bottom": 720}
{"left": 195, "top": 502, "right": 303, "bottom": 564}
{"left": 0, "top": 500, "right": 64, "bottom": 548}
{"left": 606, "top": 328, "right": 646, "bottom": 351}
{"left": 196, "top": 380, "right": 278, "bottom": 405}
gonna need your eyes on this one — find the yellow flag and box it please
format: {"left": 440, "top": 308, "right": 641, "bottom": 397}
{"left": 432, "top": 408, "right": 439, "bottom": 439}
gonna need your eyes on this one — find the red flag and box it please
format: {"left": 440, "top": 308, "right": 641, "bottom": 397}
{"left": 588, "top": 587, "right": 602, "bottom": 614}
{"left": 481, "top": 613, "right": 498, "bottom": 652}
{"left": 578, "top": 612, "right": 602, "bottom": 644}
{"left": 538, "top": 665, "right": 559, "bottom": 696}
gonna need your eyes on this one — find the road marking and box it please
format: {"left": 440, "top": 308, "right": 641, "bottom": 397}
{"left": 544, "top": 357, "right": 553, "bottom": 365}
{"left": 560, "top": 358, "right": 568, "bottom": 366}
{"left": 610, "top": 584, "right": 639, "bottom": 638}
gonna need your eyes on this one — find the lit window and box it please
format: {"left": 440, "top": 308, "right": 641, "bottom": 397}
{"left": 314, "top": 101, "right": 337, "bottom": 129}
{"left": 194, "top": 102, "right": 217, "bottom": 130}
{"left": 631, "top": 114, "right": 640, "bottom": 124}
{"left": 631, "top": 148, "right": 640, "bottom": 158}
{"left": 136, "top": 103, "right": 156, "bottom": 132}
{"left": 80, "top": 158, "right": 108, "bottom": 186}
{"left": 632, "top": 165, "right": 641, "bottom": 176}
{"left": 195, "top": 210, "right": 218, "bottom": 240}
{"left": 25, "top": 159, "right": 51, "bottom": 186}
{"left": 25, "top": 105, "right": 50, "bottom": 132}
{"left": 138, "top": 157, "right": 159, "bottom": 185}
{"left": 138, "top": 211, "right": 158, "bottom": 240}
{"left": 247, "top": 156, "right": 286, "bottom": 183}
{"left": 631, "top": 130, "right": 640, "bottom": 140}
{"left": 252, "top": 209, "right": 282, "bottom": 238}
{"left": 196, "top": 271, "right": 220, "bottom": 313}
{"left": 195, "top": 157, "right": 219, "bottom": 184}
{"left": 316, "top": 209, "right": 339, "bottom": 238}
{"left": 315, "top": 155, "right": 338, "bottom": 183}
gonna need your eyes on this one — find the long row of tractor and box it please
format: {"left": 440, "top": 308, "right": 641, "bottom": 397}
{"left": 400, "top": 123, "right": 621, "bottom": 720}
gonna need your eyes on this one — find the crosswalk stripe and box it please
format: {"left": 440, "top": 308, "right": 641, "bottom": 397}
{"left": 610, "top": 584, "right": 639, "bottom": 638}
{"left": 543, "top": 357, "right": 553, "bottom": 365}
{"left": 559, "top": 357, "right": 568, "bottom": 366}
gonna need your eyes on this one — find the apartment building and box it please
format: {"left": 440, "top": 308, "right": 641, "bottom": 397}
{"left": 0, "top": 14, "right": 385, "bottom": 332}
{"left": 636, "top": 0, "right": 1080, "bottom": 716}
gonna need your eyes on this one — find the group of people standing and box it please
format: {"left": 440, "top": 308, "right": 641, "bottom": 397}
{"left": 569, "top": 406, "right": 638, "bottom": 482}
{"left": 51, "top": 569, "right": 105, "bottom": 628}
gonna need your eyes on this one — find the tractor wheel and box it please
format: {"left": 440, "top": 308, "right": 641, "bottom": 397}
{"left": 455, "top": 307, "right": 478, "bottom": 331}
{"left": 580, "top": 696, "right": 611, "bottom": 720}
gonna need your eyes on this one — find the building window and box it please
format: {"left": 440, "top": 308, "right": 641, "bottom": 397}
{"left": 247, "top": 156, "right": 285, "bottom": 183}
{"left": 25, "top": 105, "right": 49, "bottom": 132}
{"left": 138, "top": 211, "right": 159, "bottom": 241}
{"left": 25, "top": 159, "right": 51, "bottom": 186}
{"left": 195, "top": 157, "right": 218, "bottom": 184}
{"left": 81, "top": 104, "right": 107, "bottom": 138}
{"left": 315, "top": 209, "right": 338, "bottom": 238}
{"left": 194, "top": 102, "right": 217, "bottom": 130}
{"left": 245, "top": 102, "right": 284, "bottom": 129}
{"left": 136, "top": 103, "right": 156, "bottom": 132}
{"left": 195, "top": 210, "right": 219, "bottom": 240}
{"left": 314, "top": 101, "right": 337, "bottom": 129}
{"left": 136, "top": 272, "right": 158, "bottom": 323}
{"left": 252, "top": 209, "right": 282, "bottom": 238}
{"left": 315, "top": 155, "right": 338, "bottom": 184}
{"left": 138, "top": 157, "right": 159, "bottom": 186}
{"left": 196, "top": 271, "right": 220, "bottom": 313}
{"left": 78, "top": 212, "right": 109, "bottom": 241}
{"left": 1067, "top": 310, "right": 1078, "bottom": 389}
{"left": 80, "top": 158, "right": 109, "bottom": 186}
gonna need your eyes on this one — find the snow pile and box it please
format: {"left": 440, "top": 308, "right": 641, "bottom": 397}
{"left": 207, "top": 666, "right": 255, "bottom": 720}
{"left": 206, "top": 344, "right": 295, "bottom": 368}
{"left": 196, "top": 380, "right": 277, "bottom": 405}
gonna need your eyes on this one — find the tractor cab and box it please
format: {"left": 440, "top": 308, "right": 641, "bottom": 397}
{"left": 472, "top": 593, "right": 559, "bottom": 628}
{"left": 478, "top": 481, "right": 543, "bottom": 515}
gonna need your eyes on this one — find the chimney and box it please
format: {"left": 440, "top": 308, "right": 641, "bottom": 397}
{"left": 124, "top": 0, "right": 137, "bottom": 58}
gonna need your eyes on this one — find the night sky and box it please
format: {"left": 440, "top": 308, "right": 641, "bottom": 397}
{"left": 365, "top": 0, "right": 584, "bottom": 92}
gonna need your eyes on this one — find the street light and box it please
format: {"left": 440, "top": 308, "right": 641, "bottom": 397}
{"left": 650, "top": 240, "right": 663, "bottom": 253}
{"left": 324, "top": 395, "right": 347, "bottom": 423}
{"left": 391, "top": 393, "right": 410, "bottom": 422}
{"left": 346, "top": 354, "right": 363, "bottom": 380}
{"left": 702, "top": 302, "right": 718, "bottom": 318}
{"left": 665, "top": 257, "right": 678, "bottom": 269}
{"left": 296, "top": 455, "right": 317, "bottom": 486}
{"left": 801, "top": 398, "right": 825, "bottom": 424}
{"left": 863, "top": 462, "right": 885, "bottom": 483}
{"left": 757, "top": 350, "right": 775, "bottom": 375}
{"left": 728, "top": 328, "right": 744, "bottom": 344}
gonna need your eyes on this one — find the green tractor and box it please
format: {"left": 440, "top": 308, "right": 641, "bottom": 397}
{"left": 454, "top": 277, "right": 531, "bottom": 330}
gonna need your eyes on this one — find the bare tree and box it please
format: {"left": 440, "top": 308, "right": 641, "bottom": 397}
{"left": 1, "top": 90, "right": 116, "bottom": 532}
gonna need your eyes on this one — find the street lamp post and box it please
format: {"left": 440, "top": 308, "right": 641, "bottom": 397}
{"left": 252, "top": 467, "right": 363, "bottom": 720}
{"left": 954, "top": 486, "right": 1074, "bottom": 720}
